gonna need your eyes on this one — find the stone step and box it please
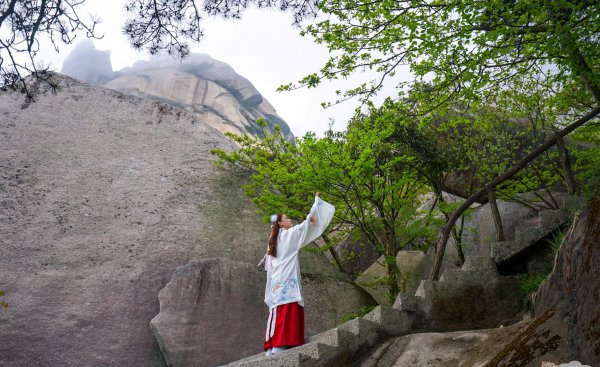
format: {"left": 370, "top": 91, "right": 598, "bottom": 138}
{"left": 415, "top": 279, "right": 463, "bottom": 301}
{"left": 223, "top": 341, "right": 336, "bottom": 367}
{"left": 437, "top": 256, "right": 499, "bottom": 286}
{"left": 306, "top": 327, "right": 340, "bottom": 347}
{"left": 439, "top": 269, "right": 475, "bottom": 284}
{"left": 224, "top": 313, "right": 386, "bottom": 367}
{"left": 362, "top": 306, "right": 413, "bottom": 336}
{"left": 336, "top": 317, "right": 381, "bottom": 354}
{"left": 462, "top": 256, "right": 497, "bottom": 273}
{"left": 393, "top": 292, "right": 423, "bottom": 312}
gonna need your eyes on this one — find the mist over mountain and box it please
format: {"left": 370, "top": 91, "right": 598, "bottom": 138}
{"left": 60, "top": 39, "right": 114, "bottom": 85}
{"left": 60, "top": 40, "right": 293, "bottom": 140}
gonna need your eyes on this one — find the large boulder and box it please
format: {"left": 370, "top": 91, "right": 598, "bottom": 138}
{"left": 531, "top": 191, "right": 600, "bottom": 365}
{"left": 356, "top": 328, "right": 519, "bottom": 367}
{"left": 0, "top": 76, "right": 371, "bottom": 366}
{"left": 150, "top": 256, "right": 376, "bottom": 367}
{"left": 107, "top": 53, "right": 293, "bottom": 141}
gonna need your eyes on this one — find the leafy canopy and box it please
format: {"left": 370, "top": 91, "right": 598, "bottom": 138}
{"left": 212, "top": 105, "right": 445, "bottom": 297}
{"left": 289, "top": 0, "right": 599, "bottom": 106}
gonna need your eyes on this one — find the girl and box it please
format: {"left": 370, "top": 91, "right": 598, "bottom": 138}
{"left": 262, "top": 193, "right": 335, "bottom": 356}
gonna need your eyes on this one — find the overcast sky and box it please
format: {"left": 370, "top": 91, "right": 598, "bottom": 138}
{"left": 35, "top": 2, "right": 408, "bottom": 137}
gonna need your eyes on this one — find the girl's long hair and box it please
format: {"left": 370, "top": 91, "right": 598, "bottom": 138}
{"left": 268, "top": 214, "right": 283, "bottom": 257}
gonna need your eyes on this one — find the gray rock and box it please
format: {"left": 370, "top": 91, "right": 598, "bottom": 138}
{"left": 150, "top": 259, "right": 265, "bottom": 367}
{"left": 532, "top": 193, "right": 600, "bottom": 366}
{"left": 491, "top": 206, "right": 573, "bottom": 264}
{"left": 392, "top": 293, "right": 423, "bottom": 313}
{"left": 354, "top": 328, "right": 512, "bottom": 367}
{"left": 462, "top": 192, "right": 575, "bottom": 259}
{"left": 408, "top": 256, "right": 522, "bottom": 331}
{"left": 362, "top": 306, "right": 413, "bottom": 337}
{"left": 0, "top": 76, "right": 261, "bottom": 367}
{"left": 105, "top": 53, "right": 294, "bottom": 141}
{"left": 60, "top": 45, "right": 293, "bottom": 141}
{"left": 151, "top": 258, "right": 377, "bottom": 367}
{"left": 0, "top": 77, "right": 371, "bottom": 367}
{"left": 326, "top": 232, "right": 380, "bottom": 279}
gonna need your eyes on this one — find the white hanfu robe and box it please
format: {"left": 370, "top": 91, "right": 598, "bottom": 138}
{"left": 264, "top": 196, "right": 335, "bottom": 311}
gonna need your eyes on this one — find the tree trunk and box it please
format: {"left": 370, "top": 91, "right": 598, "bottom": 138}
{"left": 553, "top": 128, "right": 577, "bottom": 195}
{"left": 438, "top": 193, "right": 466, "bottom": 266}
{"left": 321, "top": 234, "right": 345, "bottom": 273}
{"left": 383, "top": 229, "right": 400, "bottom": 300}
{"left": 429, "top": 106, "right": 600, "bottom": 281}
{"left": 452, "top": 216, "right": 466, "bottom": 265}
{"left": 488, "top": 189, "right": 505, "bottom": 241}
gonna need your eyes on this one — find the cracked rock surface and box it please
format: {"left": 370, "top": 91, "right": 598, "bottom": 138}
{"left": 0, "top": 78, "right": 373, "bottom": 366}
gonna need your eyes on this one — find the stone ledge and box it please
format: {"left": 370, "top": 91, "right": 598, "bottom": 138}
{"left": 362, "top": 306, "right": 413, "bottom": 336}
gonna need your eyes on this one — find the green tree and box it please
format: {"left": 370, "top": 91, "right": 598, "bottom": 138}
{"left": 570, "top": 126, "right": 600, "bottom": 198}
{"left": 211, "top": 119, "right": 348, "bottom": 270}
{"left": 212, "top": 103, "right": 445, "bottom": 298}
{"left": 124, "top": 0, "right": 600, "bottom": 279}
{"left": 303, "top": 103, "right": 443, "bottom": 297}
{"left": 118, "top": 1, "right": 598, "bottom": 103}
{"left": 4, "top": 0, "right": 598, "bottom": 280}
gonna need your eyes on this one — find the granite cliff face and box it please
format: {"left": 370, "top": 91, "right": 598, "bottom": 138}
{"left": 531, "top": 192, "right": 600, "bottom": 365}
{"left": 60, "top": 42, "right": 292, "bottom": 141}
{"left": 0, "top": 76, "right": 372, "bottom": 366}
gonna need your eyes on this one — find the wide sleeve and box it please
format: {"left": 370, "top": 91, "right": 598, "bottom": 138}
{"left": 288, "top": 196, "right": 335, "bottom": 250}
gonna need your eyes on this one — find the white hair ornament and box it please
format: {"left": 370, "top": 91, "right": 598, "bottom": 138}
{"left": 270, "top": 214, "right": 278, "bottom": 223}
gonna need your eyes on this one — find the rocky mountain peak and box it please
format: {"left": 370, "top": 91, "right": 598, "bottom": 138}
{"left": 60, "top": 41, "right": 293, "bottom": 141}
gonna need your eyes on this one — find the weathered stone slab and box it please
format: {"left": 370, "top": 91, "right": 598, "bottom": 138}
{"left": 0, "top": 77, "right": 269, "bottom": 367}
{"left": 151, "top": 258, "right": 376, "bottom": 367}
{"left": 362, "top": 306, "right": 413, "bottom": 336}
{"left": 491, "top": 206, "right": 571, "bottom": 264}
{"left": 0, "top": 76, "right": 372, "bottom": 367}
{"left": 412, "top": 256, "right": 522, "bottom": 331}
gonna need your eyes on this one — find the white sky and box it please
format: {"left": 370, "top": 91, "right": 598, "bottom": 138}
{"left": 33, "top": 1, "right": 409, "bottom": 137}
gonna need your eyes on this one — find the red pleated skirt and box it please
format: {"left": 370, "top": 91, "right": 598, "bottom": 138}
{"left": 263, "top": 302, "right": 305, "bottom": 350}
